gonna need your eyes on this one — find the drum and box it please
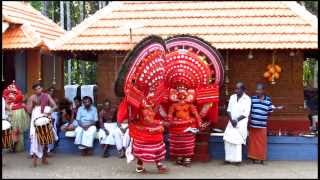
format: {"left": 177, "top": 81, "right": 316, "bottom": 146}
{"left": 2, "top": 120, "right": 13, "bottom": 149}
{"left": 34, "top": 116, "right": 55, "bottom": 145}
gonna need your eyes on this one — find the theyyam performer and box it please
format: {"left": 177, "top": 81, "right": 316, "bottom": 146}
{"left": 161, "top": 35, "right": 224, "bottom": 166}
{"left": 115, "top": 34, "right": 224, "bottom": 172}
{"left": 3, "top": 81, "right": 30, "bottom": 152}
{"left": 115, "top": 36, "right": 169, "bottom": 173}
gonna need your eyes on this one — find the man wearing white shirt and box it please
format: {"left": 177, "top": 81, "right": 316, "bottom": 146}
{"left": 223, "top": 82, "right": 251, "bottom": 165}
{"left": 74, "top": 96, "right": 98, "bottom": 156}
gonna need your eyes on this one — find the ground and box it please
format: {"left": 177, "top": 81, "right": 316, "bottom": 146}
{"left": 2, "top": 152, "right": 318, "bottom": 179}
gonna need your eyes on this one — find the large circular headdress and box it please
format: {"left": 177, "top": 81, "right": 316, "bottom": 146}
{"left": 115, "top": 35, "right": 166, "bottom": 108}
{"left": 115, "top": 34, "right": 224, "bottom": 124}
{"left": 164, "top": 35, "right": 224, "bottom": 104}
{"left": 165, "top": 35, "right": 224, "bottom": 89}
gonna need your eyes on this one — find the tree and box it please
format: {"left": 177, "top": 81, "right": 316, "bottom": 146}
{"left": 79, "top": 1, "right": 84, "bottom": 21}
{"left": 41, "top": 1, "right": 49, "bottom": 16}
{"left": 66, "top": 1, "right": 72, "bottom": 84}
{"left": 60, "top": 1, "right": 64, "bottom": 29}
{"left": 298, "top": 1, "right": 318, "bottom": 17}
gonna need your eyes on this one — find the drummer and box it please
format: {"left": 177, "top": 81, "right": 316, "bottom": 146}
{"left": 26, "top": 83, "right": 57, "bottom": 167}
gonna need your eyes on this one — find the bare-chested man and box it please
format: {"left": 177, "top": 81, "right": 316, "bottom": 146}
{"left": 27, "top": 83, "right": 57, "bottom": 167}
{"left": 98, "top": 99, "right": 127, "bottom": 158}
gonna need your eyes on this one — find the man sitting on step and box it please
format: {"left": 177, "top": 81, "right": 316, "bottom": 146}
{"left": 98, "top": 99, "right": 127, "bottom": 158}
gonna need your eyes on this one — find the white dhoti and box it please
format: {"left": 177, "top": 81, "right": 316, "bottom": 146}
{"left": 74, "top": 125, "right": 97, "bottom": 149}
{"left": 98, "top": 123, "right": 128, "bottom": 150}
{"left": 223, "top": 93, "right": 251, "bottom": 163}
{"left": 30, "top": 106, "right": 58, "bottom": 158}
{"left": 224, "top": 141, "right": 242, "bottom": 162}
{"left": 223, "top": 120, "right": 248, "bottom": 163}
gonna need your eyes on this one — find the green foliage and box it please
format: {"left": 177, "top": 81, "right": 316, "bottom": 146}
{"left": 303, "top": 58, "right": 317, "bottom": 87}
{"left": 304, "top": 1, "right": 318, "bottom": 17}
{"left": 30, "top": 1, "right": 42, "bottom": 12}
{"left": 298, "top": 1, "right": 318, "bottom": 17}
{"left": 63, "top": 59, "right": 97, "bottom": 85}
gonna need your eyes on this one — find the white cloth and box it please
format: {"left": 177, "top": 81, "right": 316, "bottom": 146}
{"left": 64, "top": 85, "right": 79, "bottom": 103}
{"left": 48, "top": 112, "right": 59, "bottom": 152}
{"left": 223, "top": 93, "right": 251, "bottom": 145}
{"left": 80, "top": 85, "right": 96, "bottom": 103}
{"left": 29, "top": 106, "right": 58, "bottom": 158}
{"left": 125, "top": 137, "right": 134, "bottom": 164}
{"left": 74, "top": 125, "right": 97, "bottom": 149}
{"left": 224, "top": 141, "right": 242, "bottom": 162}
{"left": 122, "top": 128, "right": 130, "bottom": 148}
{"left": 2, "top": 97, "right": 7, "bottom": 120}
{"left": 98, "top": 122, "right": 129, "bottom": 150}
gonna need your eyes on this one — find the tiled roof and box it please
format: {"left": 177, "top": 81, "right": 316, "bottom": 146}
{"left": 54, "top": 1, "right": 318, "bottom": 51}
{"left": 2, "top": 24, "right": 43, "bottom": 49}
{"left": 2, "top": 1, "right": 65, "bottom": 50}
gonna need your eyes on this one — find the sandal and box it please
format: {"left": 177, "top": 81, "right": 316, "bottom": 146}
{"left": 183, "top": 158, "right": 192, "bottom": 167}
{"left": 135, "top": 166, "right": 146, "bottom": 173}
{"left": 176, "top": 157, "right": 183, "bottom": 165}
{"left": 157, "top": 163, "right": 169, "bottom": 174}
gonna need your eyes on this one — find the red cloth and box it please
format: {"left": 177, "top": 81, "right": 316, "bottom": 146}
{"left": 168, "top": 132, "right": 195, "bottom": 158}
{"left": 117, "top": 98, "right": 128, "bottom": 123}
{"left": 129, "top": 123, "right": 164, "bottom": 143}
{"left": 248, "top": 127, "right": 267, "bottom": 160}
{"left": 207, "top": 101, "right": 219, "bottom": 124}
{"left": 133, "top": 139, "right": 166, "bottom": 163}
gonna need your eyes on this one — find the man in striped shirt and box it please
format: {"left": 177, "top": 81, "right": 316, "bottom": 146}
{"left": 248, "top": 83, "right": 283, "bottom": 164}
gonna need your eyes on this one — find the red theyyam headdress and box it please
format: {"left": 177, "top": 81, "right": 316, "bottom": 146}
{"left": 3, "top": 80, "right": 21, "bottom": 98}
{"left": 115, "top": 35, "right": 224, "bottom": 124}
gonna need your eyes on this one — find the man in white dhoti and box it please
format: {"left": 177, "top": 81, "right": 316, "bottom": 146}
{"left": 98, "top": 99, "right": 128, "bottom": 158}
{"left": 47, "top": 87, "right": 60, "bottom": 152}
{"left": 223, "top": 82, "right": 251, "bottom": 165}
{"left": 27, "top": 83, "right": 58, "bottom": 167}
{"left": 74, "top": 96, "right": 98, "bottom": 156}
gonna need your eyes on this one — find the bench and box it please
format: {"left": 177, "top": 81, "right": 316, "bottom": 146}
{"left": 55, "top": 131, "right": 119, "bottom": 156}
{"left": 208, "top": 133, "right": 318, "bottom": 161}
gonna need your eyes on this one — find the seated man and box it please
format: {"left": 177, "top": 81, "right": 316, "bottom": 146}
{"left": 98, "top": 99, "right": 128, "bottom": 158}
{"left": 60, "top": 108, "right": 78, "bottom": 132}
{"left": 74, "top": 96, "right": 98, "bottom": 156}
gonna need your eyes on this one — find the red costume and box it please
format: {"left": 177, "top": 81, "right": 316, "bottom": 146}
{"left": 130, "top": 94, "right": 166, "bottom": 163}
{"left": 167, "top": 88, "right": 201, "bottom": 162}
{"left": 2, "top": 81, "right": 30, "bottom": 152}
{"left": 3, "top": 81, "right": 26, "bottom": 111}
{"left": 115, "top": 35, "right": 224, "bottom": 171}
